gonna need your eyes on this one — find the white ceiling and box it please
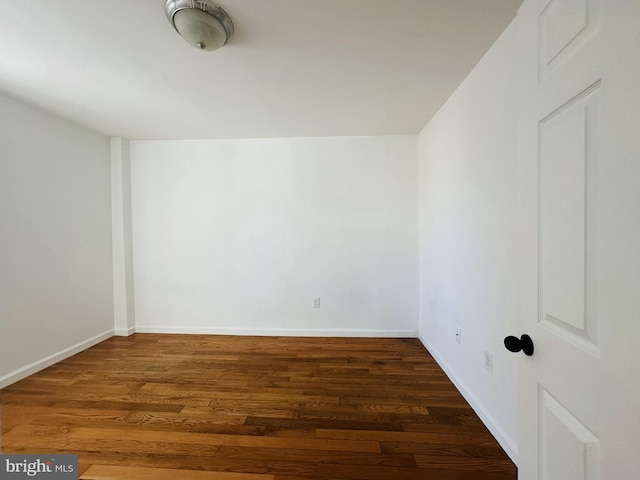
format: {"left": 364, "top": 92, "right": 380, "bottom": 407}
{"left": 0, "top": 0, "right": 522, "bottom": 140}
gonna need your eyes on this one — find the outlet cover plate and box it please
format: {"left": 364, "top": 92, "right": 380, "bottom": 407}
{"left": 484, "top": 350, "right": 493, "bottom": 373}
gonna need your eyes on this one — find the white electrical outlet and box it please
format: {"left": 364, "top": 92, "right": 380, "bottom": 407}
{"left": 484, "top": 350, "right": 493, "bottom": 373}
{"left": 312, "top": 297, "right": 321, "bottom": 308}
{"left": 455, "top": 326, "right": 462, "bottom": 344}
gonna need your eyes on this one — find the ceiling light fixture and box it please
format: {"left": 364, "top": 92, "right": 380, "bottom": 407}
{"left": 165, "top": 0, "right": 234, "bottom": 51}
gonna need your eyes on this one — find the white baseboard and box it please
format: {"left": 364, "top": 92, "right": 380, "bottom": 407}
{"left": 134, "top": 325, "right": 418, "bottom": 338}
{"left": 0, "top": 329, "right": 114, "bottom": 390}
{"left": 114, "top": 326, "right": 135, "bottom": 337}
{"left": 418, "top": 332, "right": 519, "bottom": 464}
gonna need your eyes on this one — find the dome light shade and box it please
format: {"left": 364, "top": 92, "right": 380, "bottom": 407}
{"left": 165, "top": 0, "right": 234, "bottom": 51}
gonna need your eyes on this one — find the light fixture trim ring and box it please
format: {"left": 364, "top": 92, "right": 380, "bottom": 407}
{"left": 165, "top": 0, "right": 234, "bottom": 47}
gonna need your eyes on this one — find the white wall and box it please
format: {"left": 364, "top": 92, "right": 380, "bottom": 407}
{"left": 111, "top": 137, "right": 135, "bottom": 336}
{"left": 130, "top": 136, "right": 418, "bottom": 336}
{"left": 417, "top": 22, "right": 518, "bottom": 459}
{"left": 0, "top": 91, "right": 114, "bottom": 388}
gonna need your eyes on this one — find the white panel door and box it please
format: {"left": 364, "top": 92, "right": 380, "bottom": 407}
{"left": 516, "top": 0, "right": 640, "bottom": 479}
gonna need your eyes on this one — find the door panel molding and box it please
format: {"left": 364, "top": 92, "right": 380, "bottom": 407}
{"left": 539, "top": 385, "right": 600, "bottom": 480}
{"left": 539, "top": 0, "right": 600, "bottom": 80}
{"left": 538, "top": 81, "right": 600, "bottom": 354}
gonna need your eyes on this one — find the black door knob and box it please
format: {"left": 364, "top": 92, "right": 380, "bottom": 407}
{"left": 504, "top": 334, "right": 534, "bottom": 356}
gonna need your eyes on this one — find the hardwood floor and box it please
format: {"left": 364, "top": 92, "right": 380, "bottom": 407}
{"left": 1, "top": 334, "right": 516, "bottom": 479}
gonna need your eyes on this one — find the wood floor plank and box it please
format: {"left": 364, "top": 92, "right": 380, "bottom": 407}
{"left": 244, "top": 416, "right": 404, "bottom": 432}
{"left": 213, "top": 445, "right": 416, "bottom": 467}
{"left": 76, "top": 452, "right": 187, "bottom": 476}
{"left": 414, "top": 454, "right": 517, "bottom": 473}
{"left": 81, "top": 465, "right": 275, "bottom": 480}
{"left": 179, "top": 455, "right": 317, "bottom": 477}
{"left": 315, "top": 428, "right": 495, "bottom": 445}
{"left": 67, "top": 426, "right": 381, "bottom": 453}
{"left": 1, "top": 334, "right": 516, "bottom": 479}
{"left": 317, "top": 463, "right": 516, "bottom": 480}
